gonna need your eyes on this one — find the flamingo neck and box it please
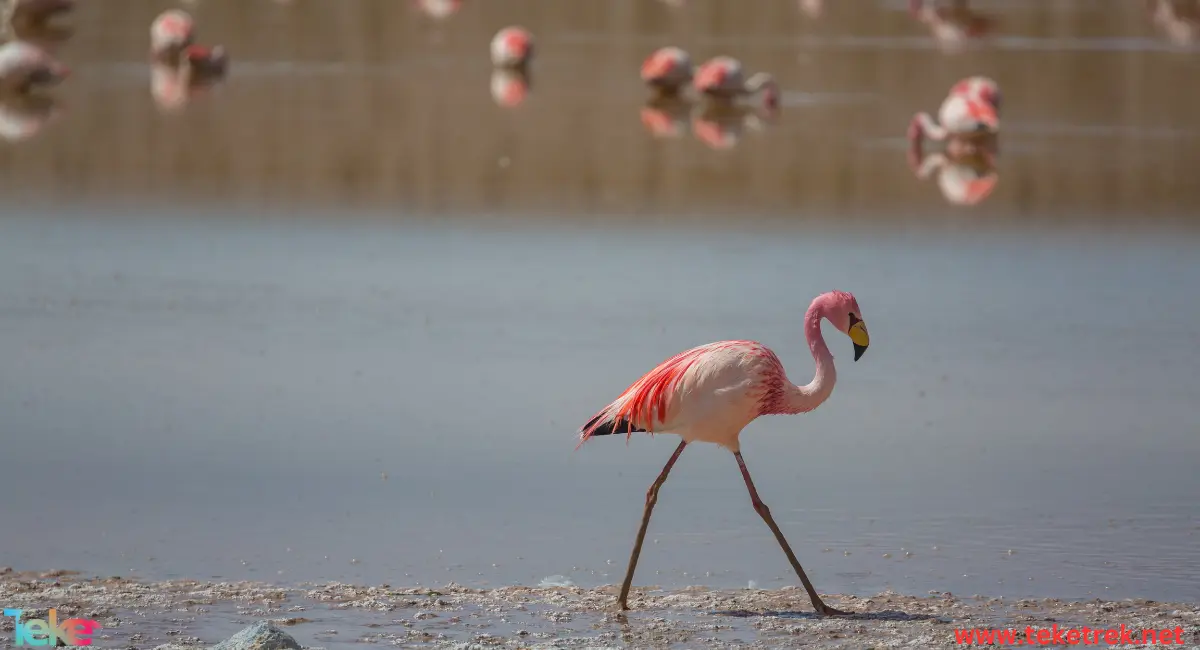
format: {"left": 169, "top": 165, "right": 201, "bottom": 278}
{"left": 745, "top": 72, "right": 775, "bottom": 94}
{"left": 776, "top": 301, "right": 837, "bottom": 415}
{"left": 916, "top": 112, "right": 948, "bottom": 140}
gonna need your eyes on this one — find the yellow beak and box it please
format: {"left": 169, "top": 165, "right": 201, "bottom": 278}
{"left": 849, "top": 321, "right": 870, "bottom": 361}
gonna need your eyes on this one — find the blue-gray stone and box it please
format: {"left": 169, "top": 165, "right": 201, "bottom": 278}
{"left": 211, "top": 622, "right": 301, "bottom": 650}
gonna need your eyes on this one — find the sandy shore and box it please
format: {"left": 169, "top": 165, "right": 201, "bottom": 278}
{"left": 1, "top": 569, "right": 1197, "bottom": 649}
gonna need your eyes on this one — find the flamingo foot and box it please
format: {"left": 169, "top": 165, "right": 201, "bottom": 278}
{"left": 816, "top": 602, "right": 852, "bottom": 616}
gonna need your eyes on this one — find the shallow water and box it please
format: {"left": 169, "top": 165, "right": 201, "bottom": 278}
{"left": 0, "top": 212, "right": 1197, "bottom": 603}
{"left": 1, "top": 0, "right": 1199, "bottom": 613}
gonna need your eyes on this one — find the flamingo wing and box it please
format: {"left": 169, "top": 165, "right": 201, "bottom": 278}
{"left": 578, "top": 340, "right": 775, "bottom": 447}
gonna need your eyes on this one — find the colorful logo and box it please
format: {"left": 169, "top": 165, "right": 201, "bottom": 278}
{"left": 4, "top": 609, "right": 102, "bottom": 646}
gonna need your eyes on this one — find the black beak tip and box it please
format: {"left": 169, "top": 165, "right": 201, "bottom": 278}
{"left": 853, "top": 344, "right": 867, "bottom": 362}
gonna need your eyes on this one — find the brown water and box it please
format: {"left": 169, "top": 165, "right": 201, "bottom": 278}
{"left": 1, "top": 0, "right": 1199, "bottom": 610}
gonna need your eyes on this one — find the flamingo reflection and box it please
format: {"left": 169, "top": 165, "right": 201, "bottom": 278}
{"left": 0, "top": 91, "right": 60, "bottom": 141}
{"left": 640, "top": 96, "right": 777, "bottom": 151}
{"left": 490, "top": 68, "right": 531, "bottom": 108}
{"left": 909, "top": 146, "right": 998, "bottom": 207}
{"left": 908, "top": 0, "right": 996, "bottom": 53}
{"left": 1145, "top": 0, "right": 1200, "bottom": 46}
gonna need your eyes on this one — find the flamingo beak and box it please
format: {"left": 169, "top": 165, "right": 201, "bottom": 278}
{"left": 848, "top": 314, "right": 869, "bottom": 362}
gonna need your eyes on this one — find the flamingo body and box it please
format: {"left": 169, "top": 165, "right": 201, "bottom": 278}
{"left": 641, "top": 46, "right": 693, "bottom": 95}
{"left": 579, "top": 291, "right": 868, "bottom": 453}
{"left": 150, "top": 9, "right": 196, "bottom": 62}
{"left": 693, "top": 56, "right": 779, "bottom": 110}
{"left": 0, "top": 40, "right": 68, "bottom": 94}
{"left": 490, "top": 26, "right": 533, "bottom": 68}
{"left": 415, "top": 0, "right": 461, "bottom": 20}
{"left": 911, "top": 94, "right": 998, "bottom": 143}
{"left": 949, "top": 75, "right": 1001, "bottom": 112}
{"left": 3, "top": 0, "right": 73, "bottom": 32}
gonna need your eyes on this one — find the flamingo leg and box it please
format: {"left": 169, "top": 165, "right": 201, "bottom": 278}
{"left": 617, "top": 439, "right": 687, "bottom": 611}
{"left": 733, "top": 451, "right": 849, "bottom": 616}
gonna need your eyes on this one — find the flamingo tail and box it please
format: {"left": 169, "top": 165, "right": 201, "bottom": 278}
{"left": 582, "top": 412, "right": 646, "bottom": 438}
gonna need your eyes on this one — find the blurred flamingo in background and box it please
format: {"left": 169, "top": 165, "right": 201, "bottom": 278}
{"left": 0, "top": 40, "right": 68, "bottom": 95}
{"left": 0, "top": 92, "right": 60, "bottom": 141}
{"left": 491, "top": 26, "right": 534, "bottom": 70}
{"left": 908, "top": 0, "right": 996, "bottom": 53}
{"left": 1145, "top": 0, "right": 1200, "bottom": 46}
{"left": 415, "top": 0, "right": 461, "bottom": 20}
{"left": 694, "top": 56, "right": 780, "bottom": 112}
{"left": 641, "top": 46, "right": 693, "bottom": 98}
{"left": 490, "top": 68, "right": 531, "bottom": 108}
{"left": 2, "top": 0, "right": 73, "bottom": 37}
{"left": 577, "top": 290, "right": 870, "bottom": 615}
{"left": 908, "top": 89, "right": 998, "bottom": 156}
{"left": 798, "top": 0, "right": 823, "bottom": 18}
{"left": 948, "top": 75, "right": 1001, "bottom": 112}
{"left": 150, "top": 10, "right": 228, "bottom": 78}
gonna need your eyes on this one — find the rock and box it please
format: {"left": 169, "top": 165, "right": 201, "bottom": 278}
{"left": 211, "top": 622, "right": 301, "bottom": 650}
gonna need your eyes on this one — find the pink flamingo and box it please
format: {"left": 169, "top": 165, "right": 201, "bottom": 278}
{"left": 2, "top": 0, "right": 73, "bottom": 36}
{"left": 0, "top": 40, "right": 68, "bottom": 95}
{"left": 908, "top": 90, "right": 998, "bottom": 151}
{"left": 490, "top": 26, "right": 533, "bottom": 70}
{"left": 908, "top": 0, "right": 995, "bottom": 53}
{"left": 641, "top": 46, "right": 693, "bottom": 97}
{"left": 693, "top": 56, "right": 780, "bottom": 112}
{"left": 150, "top": 10, "right": 228, "bottom": 78}
{"left": 578, "top": 290, "right": 870, "bottom": 615}
{"left": 948, "top": 75, "right": 1001, "bottom": 111}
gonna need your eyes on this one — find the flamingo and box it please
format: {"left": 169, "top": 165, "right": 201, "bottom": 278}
{"left": 908, "top": 0, "right": 995, "bottom": 53}
{"left": 641, "top": 46, "right": 693, "bottom": 97}
{"left": 908, "top": 91, "right": 998, "bottom": 152}
{"left": 577, "top": 290, "right": 870, "bottom": 615}
{"left": 150, "top": 10, "right": 228, "bottom": 79}
{"left": 2, "top": 0, "right": 73, "bottom": 36}
{"left": 693, "top": 56, "right": 780, "bottom": 112}
{"left": 948, "top": 75, "right": 1001, "bottom": 111}
{"left": 490, "top": 26, "right": 533, "bottom": 70}
{"left": 0, "top": 40, "right": 68, "bottom": 95}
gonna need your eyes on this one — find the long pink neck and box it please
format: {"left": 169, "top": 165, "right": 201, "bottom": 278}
{"left": 774, "top": 300, "right": 837, "bottom": 415}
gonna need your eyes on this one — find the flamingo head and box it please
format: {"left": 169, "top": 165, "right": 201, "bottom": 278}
{"left": 817, "top": 290, "right": 869, "bottom": 361}
{"left": 151, "top": 9, "right": 196, "bottom": 54}
{"left": 492, "top": 27, "right": 533, "bottom": 67}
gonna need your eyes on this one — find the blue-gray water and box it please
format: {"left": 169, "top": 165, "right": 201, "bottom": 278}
{"left": 1, "top": 210, "right": 1197, "bottom": 603}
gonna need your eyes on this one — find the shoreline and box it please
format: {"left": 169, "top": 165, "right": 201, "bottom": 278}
{"left": 2, "top": 569, "right": 1197, "bottom": 649}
